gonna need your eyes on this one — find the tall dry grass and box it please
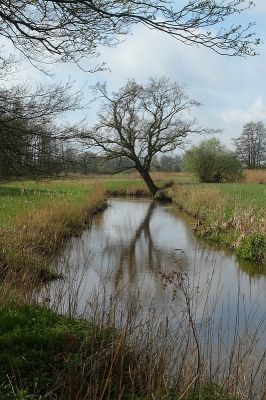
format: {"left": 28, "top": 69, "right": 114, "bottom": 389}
{"left": 244, "top": 169, "right": 266, "bottom": 184}
{"left": 0, "top": 182, "right": 106, "bottom": 296}
{"left": 172, "top": 184, "right": 266, "bottom": 235}
{"left": 33, "top": 261, "right": 266, "bottom": 399}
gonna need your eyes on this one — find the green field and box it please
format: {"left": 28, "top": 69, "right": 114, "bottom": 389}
{"left": 201, "top": 182, "right": 266, "bottom": 210}
{"left": 170, "top": 181, "right": 266, "bottom": 264}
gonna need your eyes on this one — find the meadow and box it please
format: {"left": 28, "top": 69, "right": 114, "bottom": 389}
{"left": 1, "top": 171, "right": 266, "bottom": 399}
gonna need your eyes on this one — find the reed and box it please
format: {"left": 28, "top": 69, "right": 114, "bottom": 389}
{"left": 244, "top": 169, "right": 266, "bottom": 184}
{"left": 0, "top": 181, "right": 106, "bottom": 289}
{"left": 1, "top": 260, "right": 266, "bottom": 399}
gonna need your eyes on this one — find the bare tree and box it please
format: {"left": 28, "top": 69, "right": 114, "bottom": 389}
{"left": 0, "top": 1, "right": 260, "bottom": 71}
{"left": 233, "top": 121, "right": 266, "bottom": 169}
{"left": 153, "top": 153, "right": 184, "bottom": 172}
{"left": 0, "top": 80, "right": 85, "bottom": 178}
{"left": 81, "top": 77, "right": 218, "bottom": 195}
{"left": 0, "top": 1, "right": 260, "bottom": 179}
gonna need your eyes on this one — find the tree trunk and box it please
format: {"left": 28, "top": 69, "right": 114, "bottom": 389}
{"left": 139, "top": 169, "right": 159, "bottom": 196}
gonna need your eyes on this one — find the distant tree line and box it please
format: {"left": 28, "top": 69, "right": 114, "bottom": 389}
{"left": 0, "top": 136, "right": 186, "bottom": 180}
{"left": 2, "top": 118, "right": 266, "bottom": 182}
{"left": 0, "top": 61, "right": 265, "bottom": 186}
{"left": 0, "top": 76, "right": 87, "bottom": 180}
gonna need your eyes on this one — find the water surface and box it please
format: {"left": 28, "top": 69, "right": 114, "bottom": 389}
{"left": 43, "top": 197, "right": 266, "bottom": 346}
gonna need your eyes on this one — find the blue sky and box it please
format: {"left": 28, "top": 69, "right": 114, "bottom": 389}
{"left": 5, "top": 0, "right": 266, "bottom": 153}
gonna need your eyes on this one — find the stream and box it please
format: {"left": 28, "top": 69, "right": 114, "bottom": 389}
{"left": 41, "top": 197, "right": 266, "bottom": 352}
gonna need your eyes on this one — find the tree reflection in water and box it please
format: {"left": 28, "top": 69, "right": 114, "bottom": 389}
{"left": 40, "top": 197, "right": 266, "bottom": 355}
{"left": 37, "top": 197, "right": 266, "bottom": 400}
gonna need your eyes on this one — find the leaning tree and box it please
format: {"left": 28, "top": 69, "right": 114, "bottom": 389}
{"left": 0, "top": 1, "right": 260, "bottom": 180}
{"left": 81, "top": 77, "right": 218, "bottom": 195}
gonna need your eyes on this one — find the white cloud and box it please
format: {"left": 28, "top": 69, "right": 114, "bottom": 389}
{"left": 221, "top": 96, "right": 266, "bottom": 125}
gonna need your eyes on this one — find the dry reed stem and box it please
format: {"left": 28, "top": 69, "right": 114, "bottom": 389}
{"left": 244, "top": 169, "right": 266, "bottom": 184}
{"left": 0, "top": 182, "right": 106, "bottom": 296}
{"left": 172, "top": 184, "right": 266, "bottom": 257}
{"left": 37, "top": 259, "right": 266, "bottom": 399}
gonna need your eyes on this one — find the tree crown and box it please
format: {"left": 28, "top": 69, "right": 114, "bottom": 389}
{"left": 185, "top": 138, "right": 244, "bottom": 182}
{"left": 81, "top": 76, "right": 218, "bottom": 194}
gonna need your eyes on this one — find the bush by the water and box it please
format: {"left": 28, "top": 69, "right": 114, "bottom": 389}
{"left": 235, "top": 232, "right": 266, "bottom": 262}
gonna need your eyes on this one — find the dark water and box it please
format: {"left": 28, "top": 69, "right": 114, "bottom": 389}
{"left": 42, "top": 197, "right": 266, "bottom": 346}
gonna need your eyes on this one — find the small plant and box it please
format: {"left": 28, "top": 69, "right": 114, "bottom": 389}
{"left": 235, "top": 232, "right": 266, "bottom": 262}
{"left": 186, "top": 382, "right": 239, "bottom": 400}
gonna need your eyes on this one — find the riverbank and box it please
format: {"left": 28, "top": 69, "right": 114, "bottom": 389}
{"left": 1, "top": 173, "right": 266, "bottom": 399}
{"left": 0, "top": 180, "right": 106, "bottom": 299}
{"left": 2, "top": 172, "right": 264, "bottom": 284}
{"left": 168, "top": 181, "right": 266, "bottom": 265}
{"left": 100, "top": 170, "right": 266, "bottom": 265}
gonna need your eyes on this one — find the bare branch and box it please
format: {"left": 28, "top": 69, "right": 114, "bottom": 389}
{"left": 0, "top": 0, "right": 260, "bottom": 71}
{"left": 81, "top": 76, "right": 218, "bottom": 195}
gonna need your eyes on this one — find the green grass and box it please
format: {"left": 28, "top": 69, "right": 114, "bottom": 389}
{"left": 0, "top": 180, "right": 99, "bottom": 228}
{"left": 0, "top": 179, "right": 105, "bottom": 226}
{"left": 104, "top": 177, "right": 146, "bottom": 191}
{"left": 201, "top": 182, "right": 266, "bottom": 211}
{"left": 0, "top": 305, "right": 112, "bottom": 399}
{"left": 0, "top": 179, "right": 106, "bottom": 286}
{"left": 170, "top": 181, "right": 266, "bottom": 265}
{"left": 0, "top": 304, "right": 240, "bottom": 400}
{"left": 194, "top": 183, "right": 266, "bottom": 226}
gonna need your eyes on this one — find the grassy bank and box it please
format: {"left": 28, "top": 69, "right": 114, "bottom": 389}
{"left": 2, "top": 170, "right": 264, "bottom": 279}
{"left": 1, "top": 274, "right": 264, "bottom": 400}
{"left": 169, "top": 179, "right": 266, "bottom": 264}
{"left": 0, "top": 179, "right": 106, "bottom": 295}
{"left": 1, "top": 173, "right": 266, "bottom": 399}
{"left": 99, "top": 169, "right": 266, "bottom": 265}
{"left": 99, "top": 171, "right": 195, "bottom": 196}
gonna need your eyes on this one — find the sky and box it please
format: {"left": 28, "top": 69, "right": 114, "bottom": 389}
{"left": 4, "top": 0, "right": 266, "bottom": 154}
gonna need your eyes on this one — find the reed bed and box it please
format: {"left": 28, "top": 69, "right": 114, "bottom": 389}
{"left": 244, "top": 169, "right": 266, "bottom": 184}
{"left": 2, "top": 260, "right": 266, "bottom": 399}
{"left": 0, "top": 181, "right": 106, "bottom": 289}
